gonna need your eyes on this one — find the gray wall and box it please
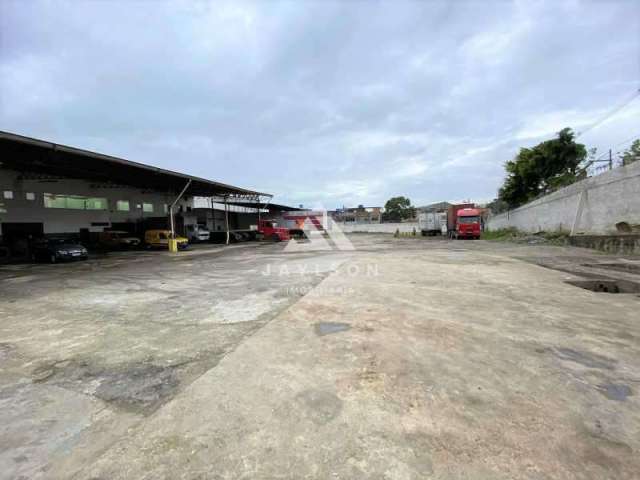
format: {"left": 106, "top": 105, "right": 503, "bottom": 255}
{"left": 338, "top": 222, "right": 420, "bottom": 234}
{"left": 0, "top": 168, "right": 179, "bottom": 235}
{"left": 486, "top": 161, "right": 640, "bottom": 234}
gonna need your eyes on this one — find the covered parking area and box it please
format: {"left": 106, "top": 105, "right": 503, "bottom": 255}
{"left": 189, "top": 198, "right": 301, "bottom": 240}
{"left": 0, "top": 131, "right": 269, "bottom": 259}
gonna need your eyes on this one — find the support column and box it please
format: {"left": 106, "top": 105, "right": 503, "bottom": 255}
{"left": 225, "top": 196, "right": 230, "bottom": 245}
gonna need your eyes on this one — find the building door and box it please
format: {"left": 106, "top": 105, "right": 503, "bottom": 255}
{"left": 1, "top": 222, "right": 44, "bottom": 258}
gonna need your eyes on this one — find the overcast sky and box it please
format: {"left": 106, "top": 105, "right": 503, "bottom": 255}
{"left": 1, "top": 1, "right": 638, "bottom": 208}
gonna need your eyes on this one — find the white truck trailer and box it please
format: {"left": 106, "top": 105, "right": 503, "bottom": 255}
{"left": 418, "top": 211, "right": 447, "bottom": 236}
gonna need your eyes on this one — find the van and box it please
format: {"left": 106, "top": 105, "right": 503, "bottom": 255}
{"left": 144, "top": 230, "right": 189, "bottom": 249}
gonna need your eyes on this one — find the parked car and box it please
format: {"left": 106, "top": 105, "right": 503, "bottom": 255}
{"left": 99, "top": 230, "right": 141, "bottom": 249}
{"left": 32, "top": 238, "right": 88, "bottom": 263}
{"left": 185, "top": 225, "right": 210, "bottom": 243}
{"left": 144, "top": 229, "right": 189, "bottom": 249}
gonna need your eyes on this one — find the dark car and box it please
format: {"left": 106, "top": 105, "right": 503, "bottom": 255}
{"left": 32, "top": 238, "right": 89, "bottom": 263}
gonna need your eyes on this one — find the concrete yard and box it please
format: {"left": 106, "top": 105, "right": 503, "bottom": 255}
{"left": 1, "top": 235, "right": 639, "bottom": 479}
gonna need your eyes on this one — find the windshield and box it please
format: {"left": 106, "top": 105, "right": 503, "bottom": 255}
{"left": 48, "top": 238, "right": 74, "bottom": 245}
{"left": 458, "top": 216, "right": 480, "bottom": 224}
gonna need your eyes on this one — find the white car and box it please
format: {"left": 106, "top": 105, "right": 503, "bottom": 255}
{"left": 186, "top": 225, "right": 210, "bottom": 242}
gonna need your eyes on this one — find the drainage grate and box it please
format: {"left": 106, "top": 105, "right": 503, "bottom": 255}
{"left": 565, "top": 279, "right": 640, "bottom": 294}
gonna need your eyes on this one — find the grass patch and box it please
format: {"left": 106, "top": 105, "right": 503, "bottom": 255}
{"left": 482, "top": 228, "right": 571, "bottom": 245}
{"left": 481, "top": 228, "right": 521, "bottom": 241}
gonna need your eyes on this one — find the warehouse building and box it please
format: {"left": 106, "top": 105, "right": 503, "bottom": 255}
{"left": 0, "top": 131, "right": 267, "bottom": 257}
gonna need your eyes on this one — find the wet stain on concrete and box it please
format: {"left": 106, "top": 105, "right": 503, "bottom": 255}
{"left": 551, "top": 347, "right": 616, "bottom": 370}
{"left": 597, "top": 383, "right": 632, "bottom": 401}
{"left": 314, "top": 322, "right": 351, "bottom": 336}
{"left": 30, "top": 359, "right": 180, "bottom": 413}
{"left": 94, "top": 364, "right": 180, "bottom": 412}
{"left": 294, "top": 389, "right": 343, "bottom": 425}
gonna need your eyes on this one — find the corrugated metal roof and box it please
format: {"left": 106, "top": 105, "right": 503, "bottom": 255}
{"left": 0, "top": 130, "right": 269, "bottom": 198}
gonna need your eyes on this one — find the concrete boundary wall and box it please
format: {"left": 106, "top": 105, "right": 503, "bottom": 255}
{"left": 337, "top": 222, "right": 419, "bottom": 234}
{"left": 487, "top": 161, "right": 640, "bottom": 235}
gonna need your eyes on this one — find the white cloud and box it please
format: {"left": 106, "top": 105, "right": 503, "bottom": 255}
{"left": 1, "top": 0, "right": 638, "bottom": 208}
{"left": 514, "top": 108, "right": 604, "bottom": 141}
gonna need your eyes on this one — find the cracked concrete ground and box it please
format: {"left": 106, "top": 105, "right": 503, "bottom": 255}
{"left": 1, "top": 235, "right": 639, "bottom": 479}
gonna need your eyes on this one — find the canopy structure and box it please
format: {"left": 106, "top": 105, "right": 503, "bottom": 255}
{"left": 220, "top": 200, "right": 301, "bottom": 212}
{"left": 0, "top": 131, "right": 268, "bottom": 200}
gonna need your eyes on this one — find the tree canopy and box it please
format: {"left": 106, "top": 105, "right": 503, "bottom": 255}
{"left": 383, "top": 196, "right": 415, "bottom": 222}
{"left": 498, "top": 128, "right": 587, "bottom": 208}
{"left": 620, "top": 139, "right": 640, "bottom": 166}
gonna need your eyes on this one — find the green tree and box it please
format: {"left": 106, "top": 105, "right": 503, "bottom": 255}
{"left": 498, "top": 128, "right": 586, "bottom": 208}
{"left": 383, "top": 196, "right": 415, "bottom": 222}
{"left": 620, "top": 139, "right": 640, "bottom": 166}
{"left": 486, "top": 198, "right": 509, "bottom": 214}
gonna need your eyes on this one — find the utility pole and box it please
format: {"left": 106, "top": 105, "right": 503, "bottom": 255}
{"left": 609, "top": 149, "right": 613, "bottom": 170}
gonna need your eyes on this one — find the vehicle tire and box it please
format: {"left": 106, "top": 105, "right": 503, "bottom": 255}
{"left": 271, "top": 234, "right": 280, "bottom": 242}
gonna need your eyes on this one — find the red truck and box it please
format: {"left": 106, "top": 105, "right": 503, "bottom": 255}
{"left": 450, "top": 207, "right": 482, "bottom": 239}
{"left": 258, "top": 219, "right": 291, "bottom": 242}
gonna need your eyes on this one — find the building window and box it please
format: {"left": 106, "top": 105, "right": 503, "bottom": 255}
{"left": 44, "top": 193, "right": 108, "bottom": 210}
{"left": 86, "top": 197, "right": 107, "bottom": 210}
{"left": 163, "top": 204, "right": 168, "bottom": 214}
{"left": 3, "top": 190, "right": 13, "bottom": 199}
{"left": 25, "top": 192, "right": 35, "bottom": 201}
{"left": 44, "top": 194, "right": 67, "bottom": 208}
{"left": 142, "top": 202, "right": 154, "bottom": 213}
{"left": 116, "top": 200, "right": 130, "bottom": 211}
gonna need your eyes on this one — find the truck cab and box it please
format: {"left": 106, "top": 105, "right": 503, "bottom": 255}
{"left": 258, "top": 220, "right": 290, "bottom": 242}
{"left": 455, "top": 208, "right": 482, "bottom": 239}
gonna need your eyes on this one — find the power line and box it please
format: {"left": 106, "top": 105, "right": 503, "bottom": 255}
{"left": 592, "top": 134, "right": 639, "bottom": 161}
{"left": 612, "top": 134, "right": 639, "bottom": 148}
{"left": 576, "top": 88, "right": 640, "bottom": 138}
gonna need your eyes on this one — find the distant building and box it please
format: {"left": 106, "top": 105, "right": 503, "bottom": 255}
{"left": 416, "top": 201, "right": 452, "bottom": 212}
{"left": 329, "top": 206, "right": 382, "bottom": 224}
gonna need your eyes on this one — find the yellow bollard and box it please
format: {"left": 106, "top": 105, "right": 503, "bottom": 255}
{"left": 168, "top": 239, "right": 178, "bottom": 253}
